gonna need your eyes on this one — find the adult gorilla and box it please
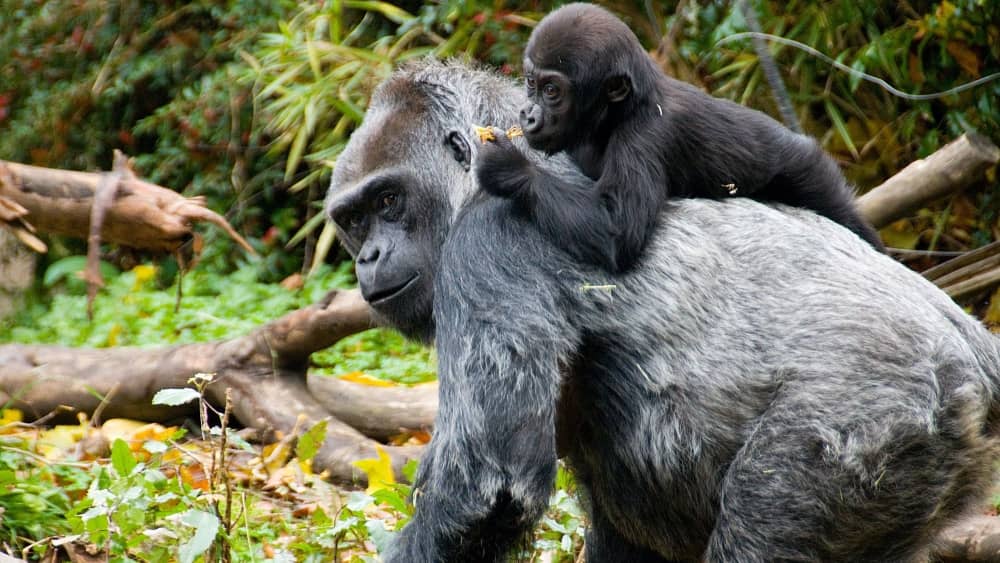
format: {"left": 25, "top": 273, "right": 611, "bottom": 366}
{"left": 326, "top": 60, "right": 1000, "bottom": 562}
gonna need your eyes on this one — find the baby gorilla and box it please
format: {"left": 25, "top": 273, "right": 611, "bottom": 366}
{"left": 476, "top": 3, "right": 883, "bottom": 272}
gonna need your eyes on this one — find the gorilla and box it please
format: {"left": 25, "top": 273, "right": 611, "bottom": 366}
{"left": 325, "top": 59, "right": 1000, "bottom": 562}
{"left": 476, "top": 3, "right": 882, "bottom": 273}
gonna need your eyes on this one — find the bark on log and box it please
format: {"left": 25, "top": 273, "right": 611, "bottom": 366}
{"left": 856, "top": 133, "right": 1000, "bottom": 229}
{"left": 0, "top": 289, "right": 424, "bottom": 483}
{"left": 0, "top": 158, "right": 253, "bottom": 254}
{"left": 308, "top": 375, "right": 437, "bottom": 440}
{"left": 934, "top": 514, "right": 1000, "bottom": 562}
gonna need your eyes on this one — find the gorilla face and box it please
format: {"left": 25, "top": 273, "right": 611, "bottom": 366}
{"left": 326, "top": 89, "right": 475, "bottom": 342}
{"left": 519, "top": 58, "right": 576, "bottom": 154}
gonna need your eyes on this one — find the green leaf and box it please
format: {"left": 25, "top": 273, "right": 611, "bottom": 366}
{"left": 43, "top": 256, "right": 119, "bottom": 287}
{"left": 849, "top": 59, "right": 866, "bottom": 92}
{"left": 296, "top": 419, "right": 328, "bottom": 463}
{"left": 308, "top": 221, "right": 338, "bottom": 277}
{"left": 346, "top": 491, "right": 374, "bottom": 511}
{"left": 179, "top": 510, "right": 220, "bottom": 563}
{"left": 152, "top": 388, "right": 201, "bottom": 407}
{"left": 111, "top": 439, "right": 137, "bottom": 477}
{"left": 824, "top": 100, "right": 859, "bottom": 159}
{"left": 285, "top": 124, "right": 310, "bottom": 182}
{"left": 365, "top": 519, "right": 394, "bottom": 553}
{"left": 402, "top": 458, "right": 419, "bottom": 483}
{"left": 342, "top": 1, "right": 414, "bottom": 24}
{"left": 286, "top": 211, "right": 327, "bottom": 248}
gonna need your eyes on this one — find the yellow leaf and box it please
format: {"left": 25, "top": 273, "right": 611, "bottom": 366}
{"left": 101, "top": 419, "right": 173, "bottom": 451}
{"left": 132, "top": 264, "right": 157, "bottom": 291}
{"left": 352, "top": 444, "right": 396, "bottom": 494}
{"left": 0, "top": 408, "right": 22, "bottom": 425}
{"left": 879, "top": 219, "right": 921, "bottom": 250}
{"left": 339, "top": 371, "right": 395, "bottom": 388}
{"left": 180, "top": 463, "right": 210, "bottom": 491}
{"left": 37, "top": 425, "right": 87, "bottom": 459}
{"left": 985, "top": 287, "right": 1000, "bottom": 326}
{"left": 101, "top": 418, "right": 148, "bottom": 442}
{"left": 132, "top": 423, "right": 176, "bottom": 443}
{"left": 0, "top": 408, "right": 23, "bottom": 434}
{"left": 262, "top": 441, "right": 293, "bottom": 474}
{"left": 106, "top": 323, "right": 122, "bottom": 347}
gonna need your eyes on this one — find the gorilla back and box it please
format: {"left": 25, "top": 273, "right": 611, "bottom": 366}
{"left": 327, "top": 60, "right": 1000, "bottom": 562}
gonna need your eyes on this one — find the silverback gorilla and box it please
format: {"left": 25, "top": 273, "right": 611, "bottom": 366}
{"left": 326, "top": 60, "right": 1000, "bottom": 562}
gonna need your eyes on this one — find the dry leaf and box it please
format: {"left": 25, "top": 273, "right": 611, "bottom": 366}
{"left": 946, "top": 41, "right": 980, "bottom": 77}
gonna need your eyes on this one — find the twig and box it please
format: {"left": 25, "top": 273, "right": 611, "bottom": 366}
{"left": 85, "top": 151, "right": 128, "bottom": 319}
{"left": 923, "top": 240, "right": 1000, "bottom": 281}
{"left": 89, "top": 382, "right": 121, "bottom": 428}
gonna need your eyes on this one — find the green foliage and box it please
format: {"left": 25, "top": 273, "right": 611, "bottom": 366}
{"left": 242, "top": 0, "right": 538, "bottom": 268}
{"left": 0, "top": 442, "right": 86, "bottom": 553}
{"left": 2, "top": 261, "right": 355, "bottom": 347}
{"left": 0, "top": 409, "right": 583, "bottom": 561}
{"left": 0, "top": 0, "right": 303, "bottom": 274}
{"left": 313, "top": 329, "right": 437, "bottom": 384}
{"left": 670, "top": 1, "right": 998, "bottom": 181}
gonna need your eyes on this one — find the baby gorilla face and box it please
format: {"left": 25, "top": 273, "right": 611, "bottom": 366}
{"left": 519, "top": 58, "right": 576, "bottom": 154}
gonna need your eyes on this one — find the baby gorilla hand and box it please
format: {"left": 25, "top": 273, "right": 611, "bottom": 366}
{"left": 474, "top": 127, "right": 536, "bottom": 204}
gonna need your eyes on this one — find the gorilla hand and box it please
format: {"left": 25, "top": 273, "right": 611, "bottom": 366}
{"left": 475, "top": 127, "right": 537, "bottom": 205}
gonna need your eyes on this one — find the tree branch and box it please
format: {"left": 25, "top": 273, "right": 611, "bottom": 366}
{"left": 0, "top": 157, "right": 255, "bottom": 254}
{"left": 856, "top": 133, "right": 1000, "bottom": 229}
{"left": 0, "top": 289, "right": 424, "bottom": 483}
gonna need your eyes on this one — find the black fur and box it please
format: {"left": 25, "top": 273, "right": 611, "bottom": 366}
{"left": 327, "top": 60, "right": 1000, "bottom": 563}
{"left": 477, "top": 3, "right": 883, "bottom": 272}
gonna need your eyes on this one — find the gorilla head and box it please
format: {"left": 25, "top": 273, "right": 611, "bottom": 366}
{"left": 327, "top": 59, "right": 1000, "bottom": 563}
{"left": 326, "top": 62, "right": 524, "bottom": 341}
{"left": 520, "top": 3, "right": 646, "bottom": 154}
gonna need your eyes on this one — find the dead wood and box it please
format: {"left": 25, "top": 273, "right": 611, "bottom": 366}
{"left": 0, "top": 289, "right": 424, "bottom": 483}
{"left": 934, "top": 514, "right": 1000, "bottom": 562}
{"left": 84, "top": 151, "right": 128, "bottom": 318}
{"left": 0, "top": 194, "right": 46, "bottom": 253}
{"left": 919, "top": 240, "right": 1000, "bottom": 299}
{"left": 308, "top": 375, "right": 437, "bottom": 440}
{"left": 856, "top": 133, "right": 1000, "bottom": 229}
{"left": 0, "top": 157, "right": 254, "bottom": 254}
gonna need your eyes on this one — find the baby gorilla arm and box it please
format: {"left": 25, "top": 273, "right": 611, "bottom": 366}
{"left": 475, "top": 129, "right": 620, "bottom": 270}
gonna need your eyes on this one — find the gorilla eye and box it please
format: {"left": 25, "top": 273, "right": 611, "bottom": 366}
{"left": 542, "top": 82, "right": 559, "bottom": 99}
{"left": 379, "top": 192, "right": 398, "bottom": 210}
{"left": 525, "top": 76, "right": 536, "bottom": 92}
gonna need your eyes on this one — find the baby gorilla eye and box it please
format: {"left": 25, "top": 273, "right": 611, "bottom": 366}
{"left": 525, "top": 76, "right": 537, "bottom": 92}
{"left": 542, "top": 82, "right": 559, "bottom": 99}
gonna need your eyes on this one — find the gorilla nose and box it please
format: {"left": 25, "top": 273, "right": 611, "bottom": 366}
{"left": 519, "top": 105, "right": 543, "bottom": 134}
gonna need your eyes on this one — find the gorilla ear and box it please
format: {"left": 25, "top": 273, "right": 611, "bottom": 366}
{"left": 606, "top": 76, "right": 631, "bottom": 103}
{"left": 446, "top": 130, "right": 472, "bottom": 171}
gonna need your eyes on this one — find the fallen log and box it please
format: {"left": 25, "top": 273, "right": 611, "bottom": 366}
{"left": 856, "top": 133, "right": 1000, "bottom": 229}
{"left": 0, "top": 289, "right": 425, "bottom": 483}
{"left": 308, "top": 375, "right": 437, "bottom": 440}
{"left": 935, "top": 514, "right": 1000, "bottom": 562}
{"left": 0, "top": 157, "right": 253, "bottom": 254}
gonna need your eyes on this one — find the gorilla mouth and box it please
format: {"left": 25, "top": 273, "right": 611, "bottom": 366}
{"left": 368, "top": 274, "right": 420, "bottom": 305}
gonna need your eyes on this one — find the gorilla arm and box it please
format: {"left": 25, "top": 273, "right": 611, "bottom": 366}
{"left": 382, "top": 200, "right": 580, "bottom": 562}
{"left": 475, "top": 129, "right": 620, "bottom": 271}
